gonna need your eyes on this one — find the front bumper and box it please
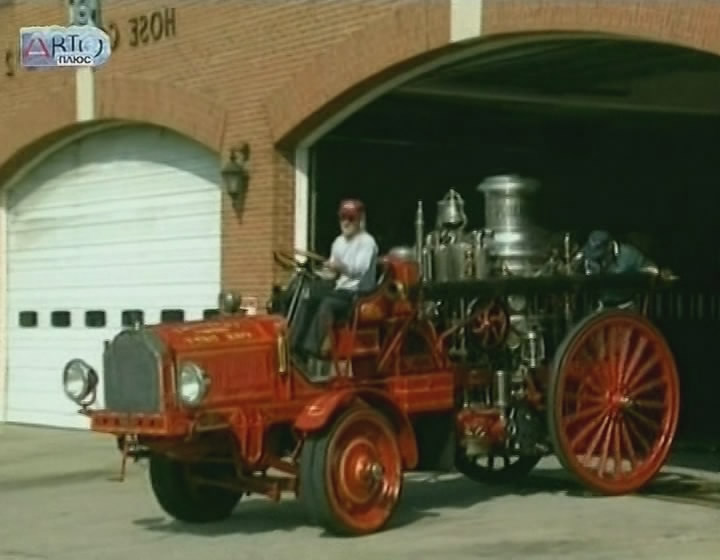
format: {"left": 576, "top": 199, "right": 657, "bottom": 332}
{"left": 83, "top": 408, "right": 234, "bottom": 438}
{"left": 85, "top": 409, "right": 191, "bottom": 437}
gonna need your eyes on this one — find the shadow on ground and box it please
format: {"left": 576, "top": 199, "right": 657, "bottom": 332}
{"left": 133, "top": 471, "right": 568, "bottom": 537}
{"left": 133, "top": 462, "right": 720, "bottom": 538}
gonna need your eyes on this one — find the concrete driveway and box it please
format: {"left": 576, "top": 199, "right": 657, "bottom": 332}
{"left": 1, "top": 424, "right": 719, "bottom": 560}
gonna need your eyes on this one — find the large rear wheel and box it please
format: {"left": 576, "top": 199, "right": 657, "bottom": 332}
{"left": 299, "top": 406, "right": 404, "bottom": 536}
{"left": 149, "top": 454, "right": 241, "bottom": 523}
{"left": 548, "top": 310, "right": 680, "bottom": 495}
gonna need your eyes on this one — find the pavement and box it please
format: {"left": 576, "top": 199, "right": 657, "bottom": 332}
{"left": 1, "top": 424, "right": 719, "bottom": 560}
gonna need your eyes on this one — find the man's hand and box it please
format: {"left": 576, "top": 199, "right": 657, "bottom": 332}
{"left": 324, "top": 259, "right": 347, "bottom": 275}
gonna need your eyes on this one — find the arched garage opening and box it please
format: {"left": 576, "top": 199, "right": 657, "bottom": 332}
{"left": 3, "top": 124, "right": 222, "bottom": 429}
{"left": 300, "top": 35, "right": 720, "bottom": 443}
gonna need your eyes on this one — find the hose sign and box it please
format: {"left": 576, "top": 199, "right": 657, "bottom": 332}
{"left": 19, "top": 25, "right": 112, "bottom": 69}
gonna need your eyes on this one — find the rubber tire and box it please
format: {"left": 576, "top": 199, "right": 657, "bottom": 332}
{"left": 299, "top": 407, "right": 403, "bottom": 536}
{"left": 149, "top": 454, "right": 241, "bottom": 523}
{"left": 455, "top": 449, "right": 541, "bottom": 485}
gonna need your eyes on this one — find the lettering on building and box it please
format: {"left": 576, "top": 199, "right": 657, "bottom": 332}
{"left": 128, "top": 8, "right": 176, "bottom": 48}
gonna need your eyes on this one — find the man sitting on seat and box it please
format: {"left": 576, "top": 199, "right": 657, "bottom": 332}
{"left": 299, "top": 199, "right": 378, "bottom": 363}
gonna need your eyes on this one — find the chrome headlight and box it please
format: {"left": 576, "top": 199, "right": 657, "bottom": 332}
{"left": 177, "top": 362, "right": 210, "bottom": 406}
{"left": 62, "top": 359, "right": 99, "bottom": 404}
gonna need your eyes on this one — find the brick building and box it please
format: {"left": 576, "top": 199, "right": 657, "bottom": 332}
{"left": 1, "top": 0, "right": 720, "bottom": 429}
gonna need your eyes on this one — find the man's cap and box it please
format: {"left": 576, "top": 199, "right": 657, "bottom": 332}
{"left": 583, "top": 230, "right": 613, "bottom": 261}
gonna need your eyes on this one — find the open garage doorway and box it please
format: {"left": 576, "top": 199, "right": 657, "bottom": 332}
{"left": 304, "top": 36, "right": 720, "bottom": 442}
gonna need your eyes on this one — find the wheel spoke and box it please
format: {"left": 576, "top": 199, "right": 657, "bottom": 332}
{"left": 570, "top": 408, "right": 608, "bottom": 451}
{"left": 607, "top": 326, "right": 618, "bottom": 386}
{"left": 612, "top": 421, "right": 623, "bottom": 478}
{"left": 625, "top": 407, "right": 660, "bottom": 432}
{"left": 586, "top": 373, "right": 607, "bottom": 396}
{"left": 628, "top": 376, "right": 665, "bottom": 399}
{"left": 620, "top": 336, "right": 648, "bottom": 387}
{"left": 624, "top": 414, "right": 652, "bottom": 454}
{"left": 615, "top": 327, "right": 632, "bottom": 382}
{"left": 564, "top": 392, "right": 604, "bottom": 405}
{"left": 633, "top": 398, "right": 666, "bottom": 410}
{"left": 626, "top": 354, "right": 660, "bottom": 392}
{"left": 582, "top": 414, "right": 611, "bottom": 465}
{"left": 488, "top": 454, "right": 495, "bottom": 470}
{"left": 563, "top": 403, "right": 607, "bottom": 428}
{"left": 597, "top": 418, "right": 614, "bottom": 477}
{"left": 620, "top": 418, "right": 637, "bottom": 468}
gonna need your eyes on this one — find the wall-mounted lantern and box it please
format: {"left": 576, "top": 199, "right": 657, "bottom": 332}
{"left": 221, "top": 143, "right": 250, "bottom": 212}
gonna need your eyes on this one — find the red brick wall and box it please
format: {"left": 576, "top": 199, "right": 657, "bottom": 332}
{"left": 2, "top": 0, "right": 720, "bottom": 307}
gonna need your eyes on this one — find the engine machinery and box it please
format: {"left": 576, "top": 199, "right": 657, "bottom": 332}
{"left": 413, "top": 175, "right": 567, "bottom": 458}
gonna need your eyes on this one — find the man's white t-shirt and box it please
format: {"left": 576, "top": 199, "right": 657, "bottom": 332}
{"left": 330, "top": 231, "right": 378, "bottom": 292}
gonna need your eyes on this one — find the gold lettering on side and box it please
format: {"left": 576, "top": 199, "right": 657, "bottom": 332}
{"left": 184, "top": 334, "right": 220, "bottom": 345}
{"left": 224, "top": 331, "right": 253, "bottom": 342}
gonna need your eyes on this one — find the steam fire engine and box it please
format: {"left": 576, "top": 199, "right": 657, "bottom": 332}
{"left": 62, "top": 175, "right": 679, "bottom": 536}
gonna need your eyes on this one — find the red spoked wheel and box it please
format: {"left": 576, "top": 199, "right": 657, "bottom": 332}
{"left": 469, "top": 299, "right": 510, "bottom": 350}
{"left": 299, "top": 406, "right": 403, "bottom": 536}
{"left": 548, "top": 309, "right": 680, "bottom": 495}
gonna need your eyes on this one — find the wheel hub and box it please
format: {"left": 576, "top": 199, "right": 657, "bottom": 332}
{"left": 607, "top": 391, "right": 632, "bottom": 414}
{"left": 339, "top": 439, "right": 385, "bottom": 505}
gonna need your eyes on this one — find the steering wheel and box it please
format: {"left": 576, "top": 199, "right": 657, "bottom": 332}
{"left": 274, "top": 248, "right": 332, "bottom": 279}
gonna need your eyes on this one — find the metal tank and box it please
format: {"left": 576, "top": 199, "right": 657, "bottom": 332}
{"left": 477, "top": 175, "right": 550, "bottom": 276}
{"left": 434, "top": 191, "right": 474, "bottom": 282}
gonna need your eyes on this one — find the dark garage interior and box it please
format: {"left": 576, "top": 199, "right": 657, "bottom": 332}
{"left": 308, "top": 37, "right": 720, "bottom": 442}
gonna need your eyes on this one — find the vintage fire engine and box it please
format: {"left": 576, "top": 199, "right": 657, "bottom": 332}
{"left": 61, "top": 175, "right": 680, "bottom": 536}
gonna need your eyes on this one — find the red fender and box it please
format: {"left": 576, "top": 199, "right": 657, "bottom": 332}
{"left": 295, "top": 388, "right": 418, "bottom": 469}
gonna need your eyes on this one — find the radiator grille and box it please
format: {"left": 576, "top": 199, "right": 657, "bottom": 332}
{"left": 103, "top": 330, "right": 164, "bottom": 413}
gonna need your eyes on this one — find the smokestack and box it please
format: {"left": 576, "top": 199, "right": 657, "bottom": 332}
{"left": 415, "top": 200, "right": 424, "bottom": 264}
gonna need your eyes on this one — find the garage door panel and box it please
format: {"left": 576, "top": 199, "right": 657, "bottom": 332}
{"left": 10, "top": 259, "right": 219, "bottom": 288}
{"left": 11, "top": 187, "right": 220, "bottom": 220}
{"left": 6, "top": 125, "right": 221, "bottom": 429}
{"left": 7, "top": 236, "right": 218, "bottom": 264}
{"left": 8, "top": 214, "right": 220, "bottom": 251}
{"left": 9, "top": 205, "right": 220, "bottom": 237}
{"left": 8, "top": 288, "right": 219, "bottom": 309}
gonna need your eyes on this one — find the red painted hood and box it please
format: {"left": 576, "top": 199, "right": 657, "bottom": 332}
{"left": 148, "top": 313, "right": 290, "bottom": 407}
{"left": 149, "top": 314, "right": 286, "bottom": 352}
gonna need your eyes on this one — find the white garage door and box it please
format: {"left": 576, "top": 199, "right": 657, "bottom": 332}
{"left": 5, "top": 125, "right": 221, "bottom": 429}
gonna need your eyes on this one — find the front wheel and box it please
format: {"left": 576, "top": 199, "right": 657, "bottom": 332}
{"left": 299, "top": 406, "right": 404, "bottom": 536}
{"left": 149, "top": 454, "right": 241, "bottom": 523}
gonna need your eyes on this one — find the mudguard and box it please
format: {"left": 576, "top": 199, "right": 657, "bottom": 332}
{"left": 295, "top": 388, "right": 419, "bottom": 469}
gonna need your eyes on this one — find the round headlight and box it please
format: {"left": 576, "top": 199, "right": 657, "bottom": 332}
{"left": 62, "top": 359, "right": 98, "bottom": 404}
{"left": 507, "top": 294, "right": 527, "bottom": 313}
{"left": 177, "top": 362, "right": 210, "bottom": 406}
